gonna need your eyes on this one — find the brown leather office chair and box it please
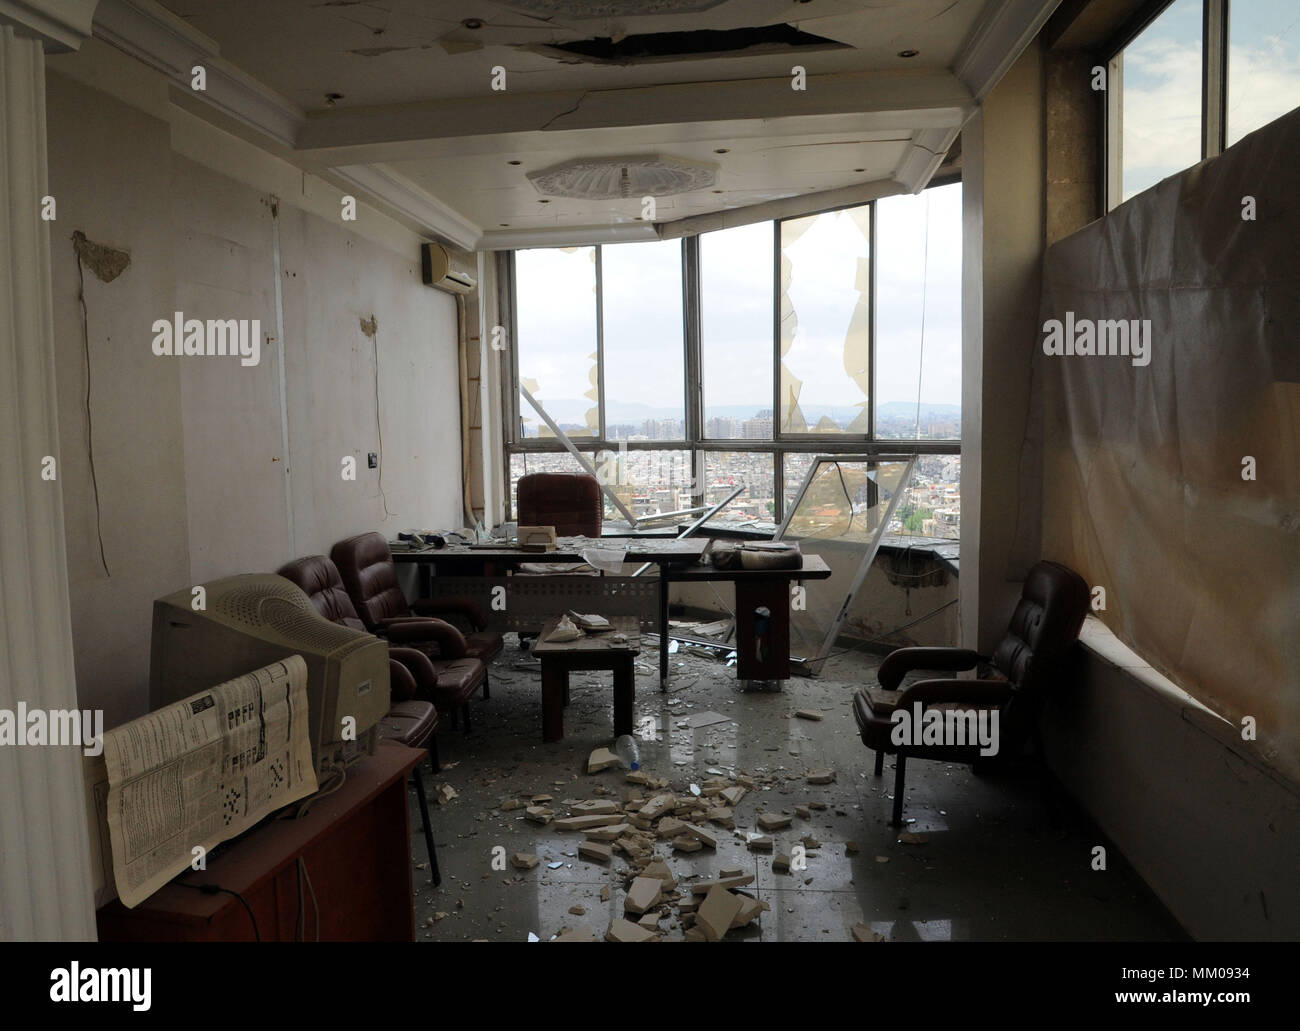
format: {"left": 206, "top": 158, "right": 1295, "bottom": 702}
{"left": 852, "top": 560, "right": 1089, "bottom": 825}
{"left": 327, "top": 532, "right": 503, "bottom": 666}
{"left": 516, "top": 472, "right": 603, "bottom": 537}
{"left": 278, "top": 553, "right": 485, "bottom": 732}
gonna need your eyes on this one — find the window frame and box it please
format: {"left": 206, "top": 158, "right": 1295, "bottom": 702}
{"left": 1103, "top": 0, "right": 1229, "bottom": 211}
{"left": 501, "top": 186, "right": 962, "bottom": 528}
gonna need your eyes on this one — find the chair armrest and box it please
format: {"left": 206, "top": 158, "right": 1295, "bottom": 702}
{"left": 896, "top": 677, "right": 1014, "bottom": 709}
{"left": 411, "top": 596, "right": 489, "bottom": 629}
{"left": 877, "top": 647, "right": 985, "bottom": 690}
{"left": 389, "top": 647, "right": 440, "bottom": 692}
{"left": 384, "top": 618, "right": 469, "bottom": 658}
{"left": 388, "top": 657, "right": 418, "bottom": 703}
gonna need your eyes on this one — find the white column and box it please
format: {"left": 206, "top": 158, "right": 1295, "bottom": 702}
{"left": 0, "top": 19, "right": 97, "bottom": 940}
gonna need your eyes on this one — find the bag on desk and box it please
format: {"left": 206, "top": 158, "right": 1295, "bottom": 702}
{"left": 711, "top": 541, "right": 802, "bottom": 571}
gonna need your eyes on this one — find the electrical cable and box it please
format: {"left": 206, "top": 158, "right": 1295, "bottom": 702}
{"left": 914, "top": 190, "right": 932, "bottom": 440}
{"left": 298, "top": 856, "right": 319, "bottom": 941}
{"left": 73, "top": 249, "right": 110, "bottom": 577}
{"left": 372, "top": 322, "right": 393, "bottom": 518}
{"left": 179, "top": 882, "right": 260, "bottom": 941}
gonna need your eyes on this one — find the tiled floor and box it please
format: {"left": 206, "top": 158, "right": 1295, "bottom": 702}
{"left": 406, "top": 636, "right": 1184, "bottom": 942}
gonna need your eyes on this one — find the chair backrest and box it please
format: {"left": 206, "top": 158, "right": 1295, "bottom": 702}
{"left": 330, "top": 532, "right": 411, "bottom": 631}
{"left": 277, "top": 555, "right": 366, "bottom": 632}
{"left": 990, "top": 560, "right": 1090, "bottom": 690}
{"left": 517, "top": 472, "right": 603, "bottom": 537}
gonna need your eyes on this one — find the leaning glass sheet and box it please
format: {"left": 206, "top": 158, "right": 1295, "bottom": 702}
{"left": 776, "top": 456, "right": 915, "bottom": 673}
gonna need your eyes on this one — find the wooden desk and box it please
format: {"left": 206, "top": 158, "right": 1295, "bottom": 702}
{"left": 532, "top": 616, "right": 640, "bottom": 743}
{"left": 96, "top": 742, "right": 424, "bottom": 942}
{"left": 662, "top": 555, "right": 833, "bottom": 681}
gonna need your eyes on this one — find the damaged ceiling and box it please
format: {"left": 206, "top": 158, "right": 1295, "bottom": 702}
{"left": 107, "top": 0, "right": 1060, "bottom": 247}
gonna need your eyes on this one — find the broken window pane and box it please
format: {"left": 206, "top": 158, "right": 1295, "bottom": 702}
{"left": 778, "top": 205, "right": 871, "bottom": 434}
{"left": 782, "top": 452, "right": 818, "bottom": 519}
{"left": 515, "top": 246, "right": 599, "bottom": 438}
{"left": 874, "top": 182, "right": 962, "bottom": 441}
{"left": 701, "top": 221, "right": 773, "bottom": 438}
{"left": 602, "top": 239, "right": 685, "bottom": 440}
{"left": 700, "top": 451, "right": 775, "bottom": 528}
{"left": 892, "top": 454, "right": 961, "bottom": 540}
{"left": 777, "top": 457, "right": 915, "bottom": 669}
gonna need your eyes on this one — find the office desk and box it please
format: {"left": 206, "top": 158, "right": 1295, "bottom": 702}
{"left": 395, "top": 538, "right": 705, "bottom": 686}
{"left": 395, "top": 541, "right": 830, "bottom": 686}
{"left": 662, "top": 555, "right": 832, "bottom": 681}
{"left": 96, "top": 742, "right": 424, "bottom": 942}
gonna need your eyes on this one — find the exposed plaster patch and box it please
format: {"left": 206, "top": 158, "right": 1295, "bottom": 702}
{"left": 360, "top": 314, "right": 378, "bottom": 338}
{"left": 71, "top": 231, "right": 130, "bottom": 284}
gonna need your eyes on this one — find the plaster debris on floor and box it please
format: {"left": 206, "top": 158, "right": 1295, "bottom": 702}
{"left": 410, "top": 635, "right": 1181, "bottom": 942}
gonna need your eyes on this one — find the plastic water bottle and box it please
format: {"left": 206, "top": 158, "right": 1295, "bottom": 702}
{"left": 614, "top": 734, "right": 640, "bottom": 771}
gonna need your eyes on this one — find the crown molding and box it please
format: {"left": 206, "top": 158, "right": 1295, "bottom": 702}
{"left": 329, "top": 163, "right": 481, "bottom": 251}
{"left": 92, "top": 0, "right": 303, "bottom": 146}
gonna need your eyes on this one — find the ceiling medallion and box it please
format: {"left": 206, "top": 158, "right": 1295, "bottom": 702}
{"left": 528, "top": 154, "right": 718, "bottom": 199}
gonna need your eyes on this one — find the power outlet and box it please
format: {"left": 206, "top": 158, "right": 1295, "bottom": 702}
{"left": 367, "top": 452, "right": 378, "bottom": 469}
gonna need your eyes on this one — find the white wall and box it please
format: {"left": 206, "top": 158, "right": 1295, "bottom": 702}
{"left": 1041, "top": 620, "right": 1300, "bottom": 940}
{"left": 43, "top": 56, "right": 462, "bottom": 728}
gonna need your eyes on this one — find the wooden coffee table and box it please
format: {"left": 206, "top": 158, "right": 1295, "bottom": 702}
{"left": 532, "top": 616, "right": 640, "bottom": 742}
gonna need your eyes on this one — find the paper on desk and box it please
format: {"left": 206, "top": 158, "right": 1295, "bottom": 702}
{"left": 581, "top": 546, "right": 627, "bottom": 573}
{"left": 101, "top": 656, "right": 318, "bottom": 908}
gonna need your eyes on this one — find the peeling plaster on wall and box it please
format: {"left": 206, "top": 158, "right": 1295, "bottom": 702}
{"left": 71, "top": 230, "right": 130, "bottom": 283}
{"left": 359, "top": 313, "right": 378, "bottom": 337}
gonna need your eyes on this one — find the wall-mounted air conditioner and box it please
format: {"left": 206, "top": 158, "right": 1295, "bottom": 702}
{"left": 421, "top": 242, "right": 477, "bottom": 295}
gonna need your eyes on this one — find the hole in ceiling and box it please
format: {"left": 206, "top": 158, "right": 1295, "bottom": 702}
{"left": 898, "top": 49, "right": 919, "bottom": 58}
{"left": 536, "top": 24, "right": 847, "bottom": 65}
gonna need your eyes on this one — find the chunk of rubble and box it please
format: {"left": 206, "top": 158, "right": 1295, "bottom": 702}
{"left": 436, "top": 784, "right": 458, "bottom": 805}
{"left": 671, "top": 835, "right": 703, "bottom": 853}
{"left": 554, "top": 925, "right": 600, "bottom": 942}
{"left": 578, "top": 841, "right": 612, "bottom": 863}
{"left": 624, "top": 876, "right": 663, "bottom": 914}
{"left": 806, "top": 769, "right": 835, "bottom": 785}
{"left": 794, "top": 709, "right": 824, "bottom": 721}
{"left": 696, "top": 885, "right": 744, "bottom": 941}
{"left": 583, "top": 822, "right": 630, "bottom": 842}
{"left": 605, "top": 918, "right": 658, "bottom": 942}
{"left": 639, "top": 793, "right": 676, "bottom": 820}
{"left": 570, "top": 799, "right": 620, "bottom": 815}
{"left": 587, "top": 747, "right": 619, "bottom": 774}
{"left": 757, "top": 811, "right": 792, "bottom": 831}
{"left": 747, "top": 835, "right": 774, "bottom": 853}
{"left": 555, "top": 813, "right": 626, "bottom": 832}
{"left": 853, "top": 924, "right": 886, "bottom": 942}
{"left": 524, "top": 806, "right": 554, "bottom": 825}
{"left": 511, "top": 853, "right": 540, "bottom": 870}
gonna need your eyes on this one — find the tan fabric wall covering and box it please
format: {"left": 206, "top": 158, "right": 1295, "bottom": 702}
{"left": 1037, "top": 108, "right": 1300, "bottom": 783}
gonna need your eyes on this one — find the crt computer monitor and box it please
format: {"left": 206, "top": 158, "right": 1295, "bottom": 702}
{"left": 149, "top": 574, "right": 390, "bottom": 777}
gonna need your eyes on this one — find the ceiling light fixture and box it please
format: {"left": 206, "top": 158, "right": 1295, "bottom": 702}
{"left": 463, "top": 18, "right": 484, "bottom": 30}
{"left": 528, "top": 154, "right": 717, "bottom": 199}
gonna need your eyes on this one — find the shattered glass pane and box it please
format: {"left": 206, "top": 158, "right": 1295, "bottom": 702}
{"left": 778, "top": 457, "right": 914, "bottom": 667}
{"left": 778, "top": 205, "right": 871, "bottom": 435}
